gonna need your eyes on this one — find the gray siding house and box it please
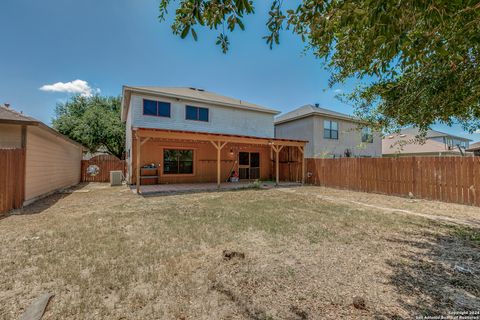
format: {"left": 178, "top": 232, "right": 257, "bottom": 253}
{"left": 275, "top": 104, "right": 382, "bottom": 158}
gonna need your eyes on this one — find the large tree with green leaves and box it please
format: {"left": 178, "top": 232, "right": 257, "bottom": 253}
{"left": 53, "top": 95, "right": 125, "bottom": 159}
{"left": 158, "top": 0, "right": 480, "bottom": 134}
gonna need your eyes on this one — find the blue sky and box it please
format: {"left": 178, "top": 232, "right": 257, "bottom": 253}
{"left": 0, "top": 0, "right": 478, "bottom": 141}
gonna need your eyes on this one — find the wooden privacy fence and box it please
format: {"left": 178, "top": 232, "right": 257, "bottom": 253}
{"left": 81, "top": 155, "right": 126, "bottom": 182}
{"left": 306, "top": 157, "right": 480, "bottom": 206}
{"left": 0, "top": 149, "right": 25, "bottom": 214}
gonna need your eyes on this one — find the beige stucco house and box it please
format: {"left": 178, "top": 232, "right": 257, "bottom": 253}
{"left": 0, "top": 104, "right": 83, "bottom": 207}
{"left": 382, "top": 128, "right": 472, "bottom": 157}
{"left": 274, "top": 104, "right": 382, "bottom": 158}
{"left": 467, "top": 141, "right": 480, "bottom": 156}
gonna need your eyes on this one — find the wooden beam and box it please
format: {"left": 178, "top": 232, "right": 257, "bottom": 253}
{"left": 210, "top": 141, "right": 228, "bottom": 188}
{"left": 217, "top": 145, "right": 221, "bottom": 188}
{"left": 140, "top": 137, "right": 151, "bottom": 146}
{"left": 298, "top": 146, "right": 305, "bottom": 185}
{"left": 136, "top": 134, "right": 141, "bottom": 194}
{"left": 272, "top": 145, "right": 283, "bottom": 186}
{"left": 135, "top": 129, "right": 306, "bottom": 147}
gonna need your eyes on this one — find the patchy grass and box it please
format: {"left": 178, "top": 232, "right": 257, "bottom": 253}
{"left": 0, "top": 184, "right": 479, "bottom": 319}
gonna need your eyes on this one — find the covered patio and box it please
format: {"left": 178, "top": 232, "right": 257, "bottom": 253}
{"left": 131, "top": 128, "right": 307, "bottom": 194}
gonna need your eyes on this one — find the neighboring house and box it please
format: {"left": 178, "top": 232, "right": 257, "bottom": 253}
{"left": 121, "top": 86, "right": 306, "bottom": 190}
{"left": 466, "top": 141, "right": 480, "bottom": 156}
{"left": 383, "top": 128, "right": 472, "bottom": 157}
{"left": 0, "top": 104, "right": 83, "bottom": 207}
{"left": 274, "top": 104, "right": 382, "bottom": 158}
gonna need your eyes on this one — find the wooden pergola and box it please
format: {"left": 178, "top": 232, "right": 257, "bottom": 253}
{"left": 133, "top": 128, "right": 306, "bottom": 194}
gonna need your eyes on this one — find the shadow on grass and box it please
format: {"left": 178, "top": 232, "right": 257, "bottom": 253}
{"left": 384, "top": 225, "right": 480, "bottom": 319}
{"left": 7, "top": 183, "right": 91, "bottom": 216}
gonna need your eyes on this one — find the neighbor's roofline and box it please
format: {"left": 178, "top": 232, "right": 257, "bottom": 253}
{"left": 274, "top": 109, "right": 363, "bottom": 125}
{"left": 401, "top": 127, "right": 473, "bottom": 142}
{"left": 0, "top": 107, "right": 84, "bottom": 149}
{"left": 121, "top": 86, "right": 280, "bottom": 121}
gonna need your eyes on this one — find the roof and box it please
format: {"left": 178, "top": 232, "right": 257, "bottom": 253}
{"left": 274, "top": 104, "right": 359, "bottom": 125}
{"left": 382, "top": 132, "right": 462, "bottom": 155}
{"left": 400, "top": 127, "right": 472, "bottom": 141}
{"left": 467, "top": 141, "right": 480, "bottom": 151}
{"left": 122, "top": 86, "right": 280, "bottom": 121}
{"left": 136, "top": 127, "right": 307, "bottom": 144}
{"left": 0, "top": 104, "right": 38, "bottom": 124}
{"left": 0, "top": 105, "right": 84, "bottom": 149}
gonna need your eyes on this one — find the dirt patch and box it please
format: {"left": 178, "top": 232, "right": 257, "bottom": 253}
{"left": 0, "top": 183, "right": 479, "bottom": 319}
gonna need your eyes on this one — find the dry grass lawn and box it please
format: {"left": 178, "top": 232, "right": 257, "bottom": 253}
{"left": 0, "top": 184, "right": 479, "bottom": 319}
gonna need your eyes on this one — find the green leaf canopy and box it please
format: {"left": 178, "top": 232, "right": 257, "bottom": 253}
{"left": 52, "top": 95, "right": 125, "bottom": 159}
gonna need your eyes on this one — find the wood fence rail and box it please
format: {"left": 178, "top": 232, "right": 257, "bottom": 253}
{"left": 306, "top": 157, "right": 480, "bottom": 207}
{"left": 81, "top": 155, "right": 126, "bottom": 183}
{"left": 0, "top": 149, "right": 25, "bottom": 214}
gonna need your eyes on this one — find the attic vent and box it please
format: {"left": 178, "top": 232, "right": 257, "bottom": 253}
{"left": 189, "top": 87, "right": 205, "bottom": 92}
{"left": 314, "top": 103, "right": 320, "bottom": 108}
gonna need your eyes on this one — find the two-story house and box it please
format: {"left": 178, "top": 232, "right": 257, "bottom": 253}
{"left": 274, "top": 104, "right": 382, "bottom": 158}
{"left": 121, "top": 86, "right": 306, "bottom": 192}
{"left": 383, "top": 128, "right": 472, "bottom": 157}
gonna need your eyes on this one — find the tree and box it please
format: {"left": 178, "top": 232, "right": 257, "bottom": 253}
{"left": 53, "top": 95, "right": 125, "bottom": 159}
{"left": 158, "top": 0, "right": 480, "bottom": 134}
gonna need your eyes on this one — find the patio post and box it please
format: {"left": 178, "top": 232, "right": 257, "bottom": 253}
{"left": 210, "top": 141, "right": 228, "bottom": 188}
{"left": 136, "top": 134, "right": 141, "bottom": 194}
{"left": 271, "top": 144, "right": 284, "bottom": 186}
{"left": 298, "top": 146, "right": 305, "bottom": 185}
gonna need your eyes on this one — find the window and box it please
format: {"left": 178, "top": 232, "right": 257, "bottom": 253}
{"left": 361, "top": 127, "right": 373, "bottom": 143}
{"left": 323, "top": 120, "right": 338, "bottom": 139}
{"left": 163, "top": 149, "right": 193, "bottom": 174}
{"left": 143, "top": 99, "right": 171, "bottom": 117}
{"left": 186, "top": 105, "right": 209, "bottom": 122}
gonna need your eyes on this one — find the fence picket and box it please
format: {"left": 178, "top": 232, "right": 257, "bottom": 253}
{"left": 305, "top": 156, "right": 479, "bottom": 207}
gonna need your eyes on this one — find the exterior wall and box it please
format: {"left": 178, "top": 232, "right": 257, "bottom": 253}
{"left": 25, "top": 126, "right": 83, "bottom": 203}
{"left": 129, "top": 94, "right": 275, "bottom": 138}
{"left": 275, "top": 115, "right": 382, "bottom": 158}
{"left": 382, "top": 152, "right": 463, "bottom": 158}
{"left": 430, "top": 136, "right": 469, "bottom": 149}
{"left": 312, "top": 116, "right": 382, "bottom": 158}
{"left": 0, "top": 124, "right": 22, "bottom": 148}
{"left": 275, "top": 117, "right": 315, "bottom": 157}
{"left": 131, "top": 139, "right": 273, "bottom": 184}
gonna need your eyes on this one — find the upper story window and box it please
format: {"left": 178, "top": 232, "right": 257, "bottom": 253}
{"left": 323, "top": 120, "right": 338, "bottom": 139}
{"left": 186, "top": 105, "right": 209, "bottom": 122}
{"left": 361, "top": 127, "right": 374, "bottom": 143}
{"left": 143, "top": 99, "right": 171, "bottom": 117}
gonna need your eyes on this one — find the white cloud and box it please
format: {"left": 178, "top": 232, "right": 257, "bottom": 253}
{"left": 39, "top": 79, "right": 99, "bottom": 97}
{"left": 334, "top": 89, "right": 343, "bottom": 94}
{"left": 475, "top": 129, "right": 480, "bottom": 134}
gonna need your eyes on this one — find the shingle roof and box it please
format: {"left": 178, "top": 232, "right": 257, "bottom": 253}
{"left": 400, "top": 127, "right": 471, "bottom": 141}
{"left": 0, "top": 105, "right": 83, "bottom": 148}
{"left": 0, "top": 104, "right": 38, "bottom": 124}
{"left": 122, "top": 86, "right": 279, "bottom": 121}
{"left": 467, "top": 141, "right": 480, "bottom": 151}
{"left": 382, "top": 132, "right": 462, "bottom": 155}
{"left": 274, "top": 104, "right": 357, "bottom": 124}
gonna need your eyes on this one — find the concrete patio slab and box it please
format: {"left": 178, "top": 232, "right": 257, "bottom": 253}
{"left": 131, "top": 181, "right": 301, "bottom": 195}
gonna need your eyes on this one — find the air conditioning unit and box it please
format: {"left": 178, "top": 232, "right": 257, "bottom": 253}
{"left": 110, "top": 171, "right": 123, "bottom": 186}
